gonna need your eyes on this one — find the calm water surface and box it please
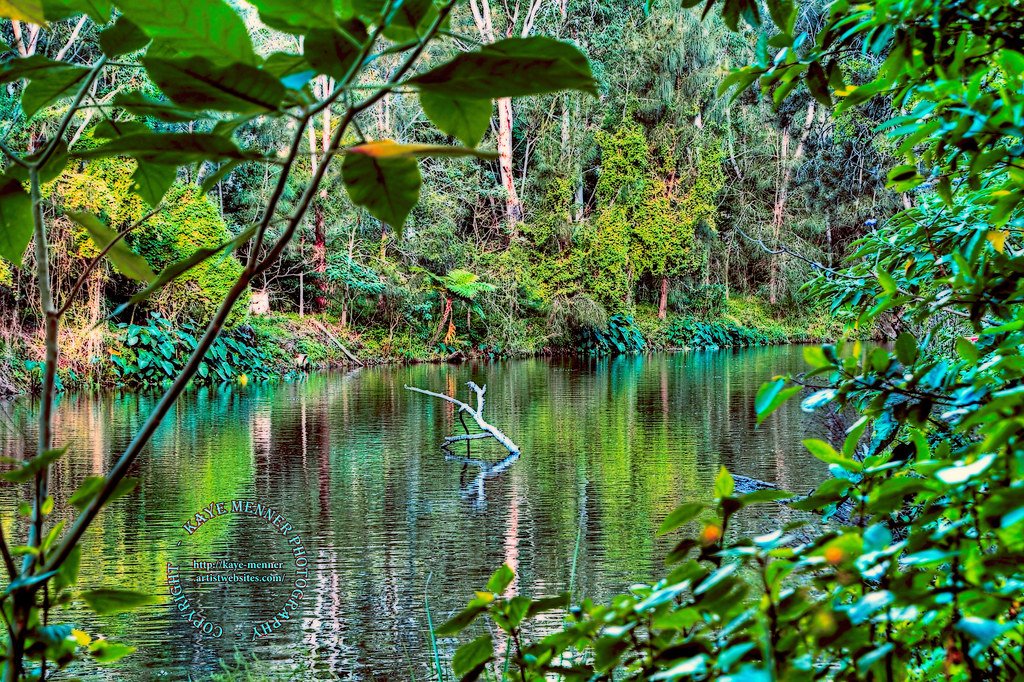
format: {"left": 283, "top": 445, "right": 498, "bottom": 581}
{"left": 0, "top": 348, "right": 828, "bottom": 680}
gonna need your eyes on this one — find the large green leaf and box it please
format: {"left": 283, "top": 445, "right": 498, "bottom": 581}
{"left": 0, "top": 55, "right": 66, "bottom": 83}
{"left": 419, "top": 92, "right": 491, "bottom": 147}
{"left": 42, "top": 0, "right": 110, "bottom": 21}
{"left": 68, "top": 475, "right": 140, "bottom": 510}
{"left": 68, "top": 211, "right": 155, "bottom": 282}
{"left": 409, "top": 37, "right": 597, "bottom": 99}
{"left": 248, "top": 0, "right": 339, "bottom": 33}
{"left": 263, "top": 52, "right": 316, "bottom": 91}
{"left": 451, "top": 635, "right": 493, "bottom": 679}
{"left": 0, "top": 0, "right": 46, "bottom": 23}
{"left": 0, "top": 176, "right": 32, "bottom": 264}
{"left": 118, "top": 0, "right": 256, "bottom": 66}
{"left": 142, "top": 56, "right": 284, "bottom": 113}
{"left": 78, "top": 132, "right": 255, "bottom": 164}
{"left": 382, "top": 0, "right": 436, "bottom": 42}
{"left": 342, "top": 147, "right": 421, "bottom": 228}
{"left": 340, "top": 141, "right": 494, "bottom": 228}
{"left": 21, "top": 64, "right": 89, "bottom": 118}
{"left": 303, "top": 23, "right": 367, "bottom": 81}
{"left": 99, "top": 15, "right": 150, "bottom": 57}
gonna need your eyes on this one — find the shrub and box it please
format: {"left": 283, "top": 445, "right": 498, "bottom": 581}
{"left": 109, "top": 312, "right": 272, "bottom": 387}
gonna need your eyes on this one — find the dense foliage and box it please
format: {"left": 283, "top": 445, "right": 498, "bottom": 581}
{"left": 434, "top": 0, "right": 1024, "bottom": 679}
{"left": 0, "top": 0, "right": 904, "bottom": 390}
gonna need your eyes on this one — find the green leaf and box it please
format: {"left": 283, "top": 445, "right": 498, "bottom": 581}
{"left": 0, "top": 55, "right": 64, "bottom": 83}
{"left": 81, "top": 588, "right": 161, "bottom": 614}
{"left": 2, "top": 446, "right": 68, "bottom": 483}
{"left": 42, "top": 0, "right": 110, "bottom": 21}
{"left": 955, "top": 617, "right": 1009, "bottom": 652}
{"left": 409, "top": 36, "right": 597, "bottom": 99}
{"left": 435, "top": 603, "right": 488, "bottom": 636}
{"left": 118, "top": 0, "right": 256, "bottom": 66}
{"left": 657, "top": 501, "right": 704, "bottom": 535}
{"left": 803, "top": 345, "right": 830, "bottom": 369}
{"left": 894, "top": 332, "right": 917, "bottom": 365}
{"left": 112, "top": 91, "right": 204, "bottom": 123}
{"left": 21, "top": 64, "right": 89, "bottom": 118}
{"left": 248, "top": 0, "right": 340, "bottom": 33}
{"left": 0, "top": 175, "right": 33, "bottom": 264}
{"left": 420, "top": 92, "right": 491, "bottom": 147}
{"left": 754, "top": 378, "right": 800, "bottom": 424}
{"left": 715, "top": 466, "right": 735, "bottom": 498}
{"left": 68, "top": 475, "right": 140, "bottom": 510}
{"left": 486, "top": 564, "right": 514, "bottom": 593}
{"left": 78, "top": 132, "right": 255, "bottom": 164}
{"left": 451, "top": 634, "right": 493, "bottom": 679}
{"left": 876, "top": 267, "right": 896, "bottom": 295}
{"left": 142, "top": 56, "right": 284, "bottom": 114}
{"left": 342, "top": 144, "right": 421, "bottom": 227}
{"left": 739, "top": 489, "right": 792, "bottom": 504}
{"left": 0, "top": 0, "right": 44, "bottom": 23}
{"left": 935, "top": 454, "right": 995, "bottom": 485}
{"left": 131, "top": 162, "right": 177, "bottom": 206}
{"left": 806, "top": 60, "right": 832, "bottom": 107}
{"left": 303, "top": 24, "right": 367, "bottom": 81}
{"left": 55, "top": 545, "right": 81, "bottom": 591}
{"left": 99, "top": 15, "right": 150, "bottom": 57}
{"left": 383, "top": 0, "right": 436, "bottom": 42}
{"left": 88, "top": 639, "right": 136, "bottom": 663}
{"left": 803, "top": 438, "right": 862, "bottom": 472}
{"left": 68, "top": 211, "right": 155, "bottom": 282}
{"left": 525, "top": 594, "right": 569, "bottom": 618}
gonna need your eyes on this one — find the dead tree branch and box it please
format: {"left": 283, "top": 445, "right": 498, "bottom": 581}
{"left": 404, "top": 381, "right": 520, "bottom": 455}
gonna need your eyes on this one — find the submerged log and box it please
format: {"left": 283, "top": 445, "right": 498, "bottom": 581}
{"left": 404, "top": 381, "right": 521, "bottom": 456}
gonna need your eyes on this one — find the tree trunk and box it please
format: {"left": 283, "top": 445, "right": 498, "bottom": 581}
{"left": 497, "top": 97, "right": 521, "bottom": 228}
{"left": 658, "top": 276, "right": 669, "bottom": 320}
{"left": 312, "top": 202, "right": 327, "bottom": 312}
{"left": 768, "top": 103, "right": 815, "bottom": 305}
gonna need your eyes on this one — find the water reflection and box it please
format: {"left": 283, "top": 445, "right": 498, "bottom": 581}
{"left": 448, "top": 451, "right": 522, "bottom": 508}
{"left": 0, "top": 348, "right": 829, "bottom": 680}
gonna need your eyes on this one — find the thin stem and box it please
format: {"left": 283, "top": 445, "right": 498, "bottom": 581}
{"left": 0, "top": 141, "right": 28, "bottom": 167}
{"left": 25, "top": 166, "right": 57, "bottom": 572}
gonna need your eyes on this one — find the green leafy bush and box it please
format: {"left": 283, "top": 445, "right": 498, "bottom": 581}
{"left": 110, "top": 312, "right": 271, "bottom": 386}
{"left": 576, "top": 313, "right": 646, "bottom": 356}
{"left": 663, "top": 316, "right": 787, "bottom": 349}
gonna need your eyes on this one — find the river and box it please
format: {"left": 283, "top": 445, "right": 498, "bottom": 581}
{"left": 0, "top": 347, "right": 828, "bottom": 680}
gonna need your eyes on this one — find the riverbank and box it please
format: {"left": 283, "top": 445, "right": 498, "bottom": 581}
{"left": 0, "top": 295, "right": 845, "bottom": 397}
